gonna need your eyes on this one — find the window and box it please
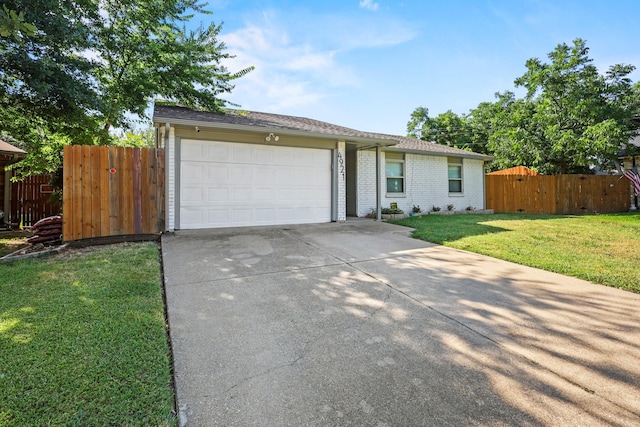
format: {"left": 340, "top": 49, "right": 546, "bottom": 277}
{"left": 448, "top": 158, "right": 463, "bottom": 193}
{"left": 386, "top": 154, "right": 404, "bottom": 194}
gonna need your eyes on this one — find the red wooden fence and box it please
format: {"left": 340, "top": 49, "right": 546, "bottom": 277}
{"left": 62, "top": 145, "right": 165, "bottom": 241}
{"left": 9, "top": 174, "right": 61, "bottom": 227}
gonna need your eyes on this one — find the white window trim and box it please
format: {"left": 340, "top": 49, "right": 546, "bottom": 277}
{"left": 448, "top": 159, "right": 463, "bottom": 195}
{"left": 386, "top": 158, "right": 405, "bottom": 196}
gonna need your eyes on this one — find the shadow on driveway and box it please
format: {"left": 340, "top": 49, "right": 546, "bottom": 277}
{"left": 162, "top": 220, "right": 640, "bottom": 426}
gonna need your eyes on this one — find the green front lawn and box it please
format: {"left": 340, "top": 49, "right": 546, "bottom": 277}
{"left": 0, "top": 242, "right": 175, "bottom": 426}
{"left": 391, "top": 212, "right": 640, "bottom": 293}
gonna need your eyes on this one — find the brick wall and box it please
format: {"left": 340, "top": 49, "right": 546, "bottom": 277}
{"left": 166, "top": 126, "right": 176, "bottom": 231}
{"left": 356, "top": 151, "right": 486, "bottom": 216}
{"left": 356, "top": 150, "right": 377, "bottom": 216}
{"left": 336, "top": 140, "right": 346, "bottom": 221}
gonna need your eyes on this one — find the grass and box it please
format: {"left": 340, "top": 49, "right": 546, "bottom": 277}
{"left": 0, "top": 242, "right": 176, "bottom": 426}
{"left": 391, "top": 212, "right": 640, "bottom": 293}
{"left": 0, "top": 231, "right": 31, "bottom": 258}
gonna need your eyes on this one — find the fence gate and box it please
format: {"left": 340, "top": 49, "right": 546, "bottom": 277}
{"left": 9, "top": 174, "right": 60, "bottom": 227}
{"left": 62, "top": 145, "right": 165, "bottom": 241}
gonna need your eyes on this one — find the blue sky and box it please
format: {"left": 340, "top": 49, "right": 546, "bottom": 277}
{"left": 202, "top": 0, "right": 640, "bottom": 136}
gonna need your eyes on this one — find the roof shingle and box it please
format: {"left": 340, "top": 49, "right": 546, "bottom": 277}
{"left": 153, "top": 104, "right": 491, "bottom": 160}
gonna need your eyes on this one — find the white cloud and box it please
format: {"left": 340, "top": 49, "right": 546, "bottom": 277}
{"left": 219, "top": 8, "right": 417, "bottom": 115}
{"left": 285, "top": 51, "right": 337, "bottom": 72}
{"left": 359, "top": 0, "right": 379, "bottom": 12}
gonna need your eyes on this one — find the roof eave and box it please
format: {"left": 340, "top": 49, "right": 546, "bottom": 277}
{"left": 153, "top": 115, "right": 399, "bottom": 146}
{"left": 383, "top": 146, "right": 493, "bottom": 161}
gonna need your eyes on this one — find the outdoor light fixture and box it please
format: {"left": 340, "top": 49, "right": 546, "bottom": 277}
{"left": 265, "top": 132, "right": 279, "bottom": 142}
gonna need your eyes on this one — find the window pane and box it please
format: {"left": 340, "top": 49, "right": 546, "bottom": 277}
{"left": 386, "top": 162, "right": 403, "bottom": 177}
{"left": 387, "top": 178, "right": 403, "bottom": 193}
{"left": 449, "top": 180, "right": 462, "bottom": 193}
{"left": 448, "top": 165, "right": 461, "bottom": 179}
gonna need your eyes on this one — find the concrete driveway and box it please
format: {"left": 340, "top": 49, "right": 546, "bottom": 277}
{"left": 161, "top": 220, "right": 640, "bottom": 426}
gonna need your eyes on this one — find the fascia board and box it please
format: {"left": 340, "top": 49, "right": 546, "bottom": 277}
{"left": 383, "top": 146, "right": 493, "bottom": 162}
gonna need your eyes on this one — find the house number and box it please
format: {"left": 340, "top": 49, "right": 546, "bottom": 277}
{"left": 337, "top": 152, "right": 345, "bottom": 180}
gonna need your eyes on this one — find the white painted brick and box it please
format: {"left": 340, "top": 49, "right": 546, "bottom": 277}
{"left": 166, "top": 127, "right": 176, "bottom": 231}
{"left": 337, "top": 141, "right": 346, "bottom": 221}
{"left": 356, "top": 152, "right": 486, "bottom": 216}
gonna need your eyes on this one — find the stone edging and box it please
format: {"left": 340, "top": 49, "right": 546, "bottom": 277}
{"left": 0, "top": 243, "right": 69, "bottom": 263}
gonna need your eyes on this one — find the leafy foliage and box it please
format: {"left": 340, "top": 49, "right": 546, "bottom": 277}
{"left": 95, "top": 0, "right": 253, "bottom": 131}
{"left": 407, "top": 107, "right": 489, "bottom": 154}
{"left": 0, "top": 0, "right": 106, "bottom": 177}
{"left": 0, "top": 6, "right": 36, "bottom": 39}
{"left": 409, "top": 39, "right": 640, "bottom": 174}
{"left": 0, "top": 0, "right": 252, "bottom": 177}
{"left": 112, "top": 127, "right": 155, "bottom": 148}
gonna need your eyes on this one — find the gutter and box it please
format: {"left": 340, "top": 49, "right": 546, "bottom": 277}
{"left": 383, "top": 146, "right": 494, "bottom": 162}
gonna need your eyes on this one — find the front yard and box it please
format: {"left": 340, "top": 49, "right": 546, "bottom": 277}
{"left": 0, "top": 242, "right": 175, "bottom": 426}
{"left": 2, "top": 212, "right": 638, "bottom": 425}
{"left": 392, "top": 212, "right": 640, "bottom": 293}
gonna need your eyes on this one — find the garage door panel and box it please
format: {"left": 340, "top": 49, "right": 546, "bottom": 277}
{"left": 229, "top": 165, "right": 254, "bottom": 182}
{"left": 231, "top": 188, "right": 253, "bottom": 202}
{"left": 180, "top": 208, "right": 204, "bottom": 226}
{"left": 294, "top": 151, "right": 313, "bottom": 165}
{"left": 181, "top": 187, "right": 204, "bottom": 203}
{"left": 255, "top": 167, "right": 274, "bottom": 184}
{"left": 231, "top": 145, "right": 254, "bottom": 163}
{"left": 207, "top": 165, "right": 229, "bottom": 182}
{"left": 181, "top": 143, "right": 206, "bottom": 162}
{"left": 208, "top": 188, "right": 229, "bottom": 203}
{"left": 254, "top": 188, "right": 274, "bottom": 201}
{"left": 182, "top": 163, "right": 205, "bottom": 182}
{"left": 255, "top": 147, "right": 276, "bottom": 164}
{"left": 206, "top": 208, "right": 229, "bottom": 223}
{"left": 207, "top": 144, "right": 231, "bottom": 162}
{"left": 180, "top": 140, "right": 331, "bottom": 229}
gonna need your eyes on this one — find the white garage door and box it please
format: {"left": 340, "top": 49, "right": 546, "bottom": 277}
{"left": 179, "top": 139, "right": 332, "bottom": 229}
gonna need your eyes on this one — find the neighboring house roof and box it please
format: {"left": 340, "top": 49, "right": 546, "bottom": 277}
{"left": 153, "top": 104, "right": 492, "bottom": 161}
{"left": 618, "top": 130, "right": 640, "bottom": 157}
{"left": 0, "top": 139, "right": 26, "bottom": 155}
{"left": 487, "top": 166, "right": 540, "bottom": 176}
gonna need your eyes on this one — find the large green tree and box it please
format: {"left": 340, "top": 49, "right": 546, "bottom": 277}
{"left": 0, "top": 1, "right": 251, "bottom": 177}
{"left": 407, "top": 107, "right": 489, "bottom": 153}
{"left": 494, "top": 39, "right": 639, "bottom": 173}
{"left": 409, "top": 38, "right": 639, "bottom": 174}
{"left": 0, "top": 6, "right": 36, "bottom": 39}
{"left": 94, "top": 0, "right": 252, "bottom": 132}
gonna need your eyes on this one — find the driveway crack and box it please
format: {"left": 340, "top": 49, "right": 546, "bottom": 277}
{"left": 224, "top": 355, "right": 304, "bottom": 395}
{"left": 368, "top": 286, "right": 392, "bottom": 318}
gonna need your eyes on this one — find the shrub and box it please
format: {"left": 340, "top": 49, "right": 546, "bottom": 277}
{"left": 381, "top": 207, "right": 404, "bottom": 214}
